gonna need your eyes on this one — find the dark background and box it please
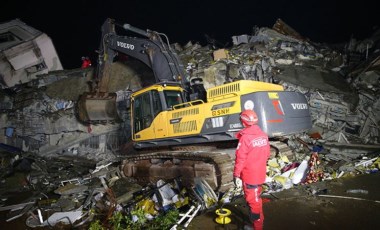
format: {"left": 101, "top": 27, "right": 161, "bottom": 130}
{"left": 1, "top": 0, "right": 378, "bottom": 69}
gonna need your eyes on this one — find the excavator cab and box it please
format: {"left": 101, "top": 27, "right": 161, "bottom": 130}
{"left": 131, "top": 83, "right": 186, "bottom": 140}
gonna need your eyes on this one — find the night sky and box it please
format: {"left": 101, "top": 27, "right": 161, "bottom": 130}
{"left": 1, "top": 0, "right": 378, "bottom": 69}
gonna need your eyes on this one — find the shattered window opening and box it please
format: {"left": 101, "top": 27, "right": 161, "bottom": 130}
{"left": 0, "top": 32, "right": 21, "bottom": 44}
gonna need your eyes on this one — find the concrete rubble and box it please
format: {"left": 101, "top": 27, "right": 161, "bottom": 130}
{"left": 0, "top": 18, "right": 379, "bottom": 229}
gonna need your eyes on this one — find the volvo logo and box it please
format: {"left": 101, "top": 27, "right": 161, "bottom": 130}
{"left": 117, "top": 41, "right": 135, "bottom": 50}
{"left": 291, "top": 103, "right": 308, "bottom": 110}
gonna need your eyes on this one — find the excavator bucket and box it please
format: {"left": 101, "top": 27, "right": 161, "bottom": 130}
{"left": 77, "top": 92, "right": 119, "bottom": 123}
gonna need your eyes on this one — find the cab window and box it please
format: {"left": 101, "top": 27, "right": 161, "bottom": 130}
{"left": 133, "top": 90, "right": 162, "bottom": 133}
{"left": 164, "top": 90, "right": 183, "bottom": 109}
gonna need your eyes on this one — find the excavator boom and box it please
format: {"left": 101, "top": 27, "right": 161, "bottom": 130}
{"left": 96, "top": 18, "right": 189, "bottom": 92}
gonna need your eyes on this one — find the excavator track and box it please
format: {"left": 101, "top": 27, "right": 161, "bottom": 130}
{"left": 119, "top": 140, "right": 294, "bottom": 193}
{"left": 270, "top": 140, "right": 295, "bottom": 160}
{"left": 120, "top": 150, "right": 235, "bottom": 193}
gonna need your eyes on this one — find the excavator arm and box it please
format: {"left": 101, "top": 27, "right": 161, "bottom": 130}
{"left": 96, "top": 18, "right": 189, "bottom": 92}
{"left": 78, "top": 18, "right": 199, "bottom": 123}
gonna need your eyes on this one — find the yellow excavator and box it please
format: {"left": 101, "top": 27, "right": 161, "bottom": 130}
{"left": 77, "top": 18, "right": 312, "bottom": 192}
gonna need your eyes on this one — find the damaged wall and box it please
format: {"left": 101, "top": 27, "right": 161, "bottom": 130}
{"left": 0, "top": 59, "right": 146, "bottom": 159}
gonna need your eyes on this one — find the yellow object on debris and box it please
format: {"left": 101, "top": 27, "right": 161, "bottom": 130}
{"left": 215, "top": 208, "right": 232, "bottom": 224}
{"left": 174, "top": 195, "right": 189, "bottom": 208}
{"left": 372, "top": 157, "right": 380, "bottom": 169}
{"left": 273, "top": 175, "right": 287, "bottom": 186}
{"left": 280, "top": 154, "right": 290, "bottom": 163}
{"left": 137, "top": 199, "right": 158, "bottom": 216}
{"left": 268, "top": 158, "right": 280, "bottom": 168}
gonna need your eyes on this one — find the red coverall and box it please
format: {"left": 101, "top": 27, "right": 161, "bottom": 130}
{"left": 233, "top": 124, "right": 270, "bottom": 230}
{"left": 81, "top": 57, "right": 92, "bottom": 69}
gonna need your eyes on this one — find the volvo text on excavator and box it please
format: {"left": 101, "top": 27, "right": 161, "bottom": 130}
{"left": 77, "top": 18, "right": 312, "bottom": 192}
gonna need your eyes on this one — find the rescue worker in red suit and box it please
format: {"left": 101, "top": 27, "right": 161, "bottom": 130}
{"left": 81, "top": 56, "right": 92, "bottom": 69}
{"left": 233, "top": 109, "right": 270, "bottom": 230}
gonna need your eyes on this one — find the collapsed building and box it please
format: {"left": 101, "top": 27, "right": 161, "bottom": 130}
{"left": 0, "top": 18, "right": 379, "bottom": 229}
{"left": 0, "top": 19, "right": 63, "bottom": 89}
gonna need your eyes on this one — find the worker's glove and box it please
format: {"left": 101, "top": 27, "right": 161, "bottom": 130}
{"left": 233, "top": 177, "right": 242, "bottom": 188}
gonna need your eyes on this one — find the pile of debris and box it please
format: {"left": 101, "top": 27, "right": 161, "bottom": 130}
{"left": 0, "top": 18, "right": 380, "bottom": 229}
{"left": 0, "top": 142, "right": 379, "bottom": 229}
{"left": 174, "top": 18, "right": 380, "bottom": 147}
{"left": 0, "top": 152, "right": 222, "bottom": 229}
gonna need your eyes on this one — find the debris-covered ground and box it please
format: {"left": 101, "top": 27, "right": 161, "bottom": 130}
{"left": 191, "top": 172, "right": 380, "bottom": 230}
{"left": 1, "top": 18, "right": 380, "bottom": 229}
{"left": 0, "top": 151, "right": 379, "bottom": 229}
